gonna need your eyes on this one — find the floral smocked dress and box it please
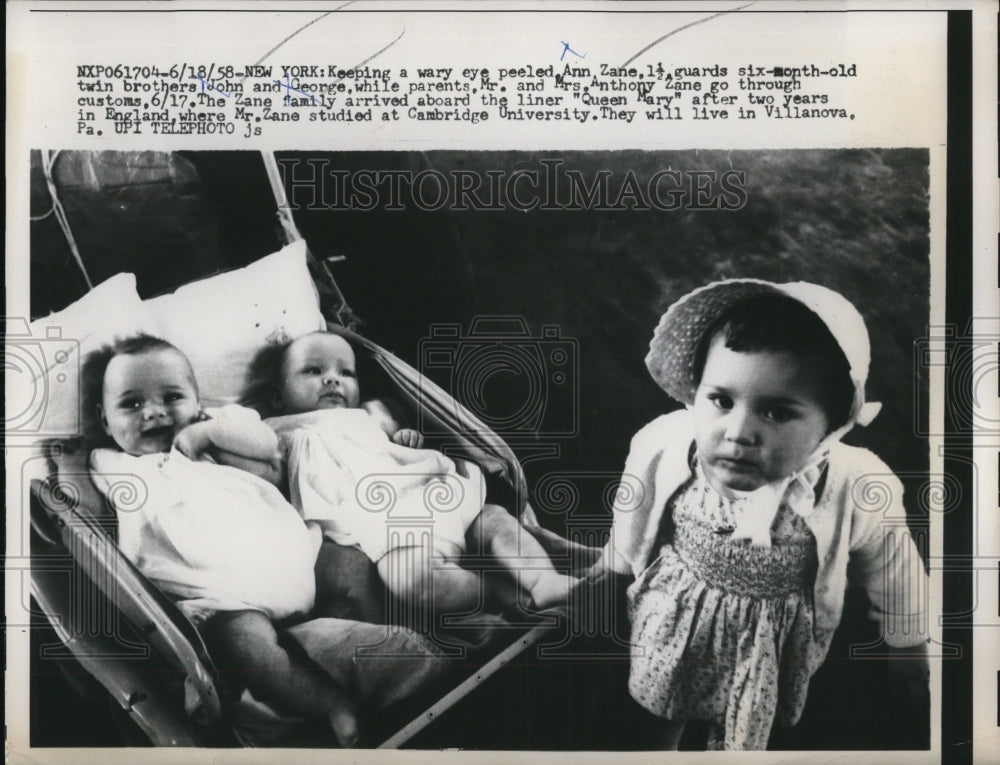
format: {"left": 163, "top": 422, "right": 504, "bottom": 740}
{"left": 626, "top": 454, "right": 835, "bottom": 750}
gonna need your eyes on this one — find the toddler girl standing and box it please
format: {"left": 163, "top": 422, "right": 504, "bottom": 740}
{"left": 596, "top": 279, "right": 929, "bottom": 750}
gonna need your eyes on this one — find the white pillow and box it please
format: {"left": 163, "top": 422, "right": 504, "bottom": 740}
{"left": 10, "top": 272, "right": 164, "bottom": 441}
{"left": 144, "top": 240, "right": 325, "bottom": 408}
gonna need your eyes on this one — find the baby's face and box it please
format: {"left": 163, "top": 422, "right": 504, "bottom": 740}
{"left": 279, "top": 333, "right": 361, "bottom": 414}
{"left": 692, "top": 334, "right": 830, "bottom": 496}
{"left": 100, "top": 348, "right": 201, "bottom": 455}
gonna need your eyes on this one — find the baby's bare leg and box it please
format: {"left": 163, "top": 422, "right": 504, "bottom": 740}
{"left": 471, "top": 504, "right": 579, "bottom": 609}
{"left": 313, "top": 539, "right": 387, "bottom": 624}
{"left": 207, "top": 610, "right": 359, "bottom": 747}
{"left": 377, "top": 543, "right": 483, "bottom": 615}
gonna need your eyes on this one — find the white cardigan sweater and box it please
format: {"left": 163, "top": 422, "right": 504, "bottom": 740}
{"left": 603, "top": 410, "right": 929, "bottom": 647}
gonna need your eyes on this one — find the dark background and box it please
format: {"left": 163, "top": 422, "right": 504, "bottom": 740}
{"left": 30, "top": 148, "right": 931, "bottom": 749}
{"left": 31, "top": 148, "right": 931, "bottom": 515}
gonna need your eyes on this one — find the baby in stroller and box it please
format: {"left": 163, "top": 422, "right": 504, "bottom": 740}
{"left": 84, "top": 334, "right": 361, "bottom": 746}
{"left": 265, "top": 330, "right": 581, "bottom": 615}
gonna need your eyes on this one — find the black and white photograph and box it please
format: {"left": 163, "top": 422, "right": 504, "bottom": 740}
{"left": 24, "top": 147, "right": 932, "bottom": 751}
{"left": 6, "top": 3, "right": 996, "bottom": 764}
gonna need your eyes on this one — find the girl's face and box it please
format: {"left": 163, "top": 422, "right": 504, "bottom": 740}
{"left": 99, "top": 349, "right": 201, "bottom": 455}
{"left": 692, "top": 333, "right": 830, "bottom": 496}
{"left": 278, "top": 333, "right": 361, "bottom": 414}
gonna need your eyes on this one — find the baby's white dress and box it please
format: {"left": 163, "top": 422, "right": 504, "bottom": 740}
{"left": 274, "top": 408, "right": 485, "bottom": 562}
{"left": 90, "top": 438, "right": 320, "bottom": 625}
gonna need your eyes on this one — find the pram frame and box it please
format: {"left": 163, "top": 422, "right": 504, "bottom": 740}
{"left": 27, "top": 149, "right": 585, "bottom": 749}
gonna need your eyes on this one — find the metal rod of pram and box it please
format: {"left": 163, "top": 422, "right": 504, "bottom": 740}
{"left": 259, "top": 150, "right": 353, "bottom": 325}
{"left": 41, "top": 150, "right": 94, "bottom": 290}
{"left": 259, "top": 150, "right": 305, "bottom": 246}
{"left": 376, "top": 621, "right": 554, "bottom": 749}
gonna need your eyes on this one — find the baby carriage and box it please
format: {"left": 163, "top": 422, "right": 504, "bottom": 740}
{"left": 24, "top": 149, "right": 603, "bottom": 748}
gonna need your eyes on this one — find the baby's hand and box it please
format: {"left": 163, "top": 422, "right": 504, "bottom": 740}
{"left": 173, "top": 423, "right": 212, "bottom": 460}
{"left": 212, "top": 448, "right": 285, "bottom": 486}
{"left": 392, "top": 428, "right": 424, "bottom": 449}
{"left": 584, "top": 548, "right": 632, "bottom": 581}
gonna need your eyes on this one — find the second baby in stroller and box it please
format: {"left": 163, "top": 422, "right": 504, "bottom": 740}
{"left": 266, "top": 330, "right": 582, "bottom": 616}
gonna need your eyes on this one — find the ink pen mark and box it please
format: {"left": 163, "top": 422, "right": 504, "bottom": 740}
{"left": 348, "top": 22, "right": 406, "bottom": 73}
{"left": 194, "top": 75, "right": 231, "bottom": 98}
{"left": 274, "top": 73, "right": 319, "bottom": 104}
{"left": 252, "top": 1, "right": 357, "bottom": 67}
{"left": 621, "top": 1, "right": 756, "bottom": 68}
{"left": 560, "top": 41, "right": 586, "bottom": 62}
{"left": 234, "top": 1, "right": 356, "bottom": 90}
{"left": 237, "top": 2, "right": 404, "bottom": 92}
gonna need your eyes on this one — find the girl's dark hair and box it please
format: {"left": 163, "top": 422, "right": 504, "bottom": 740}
{"left": 692, "top": 295, "right": 856, "bottom": 429}
{"left": 81, "top": 334, "right": 190, "bottom": 446}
